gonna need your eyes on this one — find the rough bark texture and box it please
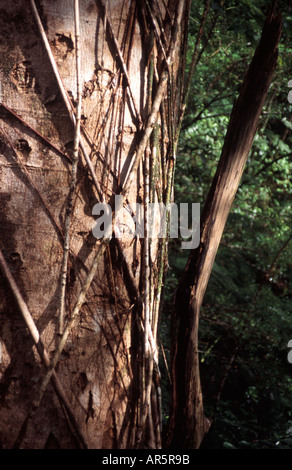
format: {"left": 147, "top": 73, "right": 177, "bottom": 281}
{"left": 166, "top": 2, "right": 282, "bottom": 449}
{"left": 0, "top": 0, "right": 185, "bottom": 449}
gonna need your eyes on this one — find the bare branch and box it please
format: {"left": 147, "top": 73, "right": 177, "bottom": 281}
{"left": 29, "top": 239, "right": 108, "bottom": 420}
{"left": 30, "top": 0, "right": 102, "bottom": 199}
{"left": 144, "top": 0, "right": 168, "bottom": 63}
{"left": 122, "top": 0, "right": 185, "bottom": 196}
{"left": 98, "top": 0, "right": 142, "bottom": 127}
{"left": 177, "top": 0, "right": 211, "bottom": 139}
{"left": 0, "top": 103, "right": 71, "bottom": 163}
{"left": 0, "top": 125, "right": 64, "bottom": 239}
{"left": 59, "top": 0, "right": 82, "bottom": 334}
{"left": 0, "top": 247, "right": 88, "bottom": 449}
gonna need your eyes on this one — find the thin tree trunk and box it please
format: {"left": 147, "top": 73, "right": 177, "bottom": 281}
{"left": 166, "top": 1, "right": 282, "bottom": 449}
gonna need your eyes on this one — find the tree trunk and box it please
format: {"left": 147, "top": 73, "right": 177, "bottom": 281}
{"left": 166, "top": 1, "right": 282, "bottom": 449}
{"left": 0, "top": 0, "right": 186, "bottom": 449}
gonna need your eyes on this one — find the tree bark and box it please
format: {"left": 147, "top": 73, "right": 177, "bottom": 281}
{"left": 0, "top": 0, "right": 186, "bottom": 449}
{"left": 166, "top": 1, "right": 282, "bottom": 449}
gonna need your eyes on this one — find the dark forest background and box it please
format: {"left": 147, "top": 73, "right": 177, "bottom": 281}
{"left": 160, "top": 0, "right": 292, "bottom": 449}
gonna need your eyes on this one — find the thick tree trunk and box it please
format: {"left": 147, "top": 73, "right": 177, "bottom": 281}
{"left": 166, "top": 2, "right": 282, "bottom": 449}
{"left": 0, "top": 0, "right": 186, "bottom": 449}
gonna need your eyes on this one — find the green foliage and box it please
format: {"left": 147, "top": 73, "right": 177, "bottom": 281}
{"left": 160, "top": 0, "right": 292, "bottom": 449}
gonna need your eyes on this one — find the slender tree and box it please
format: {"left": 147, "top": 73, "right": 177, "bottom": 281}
{"left": 166, "top": 0, "right": 282, "bottom": 449}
